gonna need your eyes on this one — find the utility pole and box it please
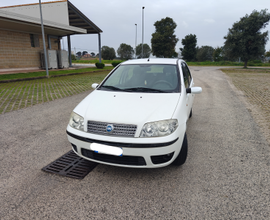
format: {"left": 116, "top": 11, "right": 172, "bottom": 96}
{"left": 39, "top": 0, "right": 49, "bottom": 77}
{"left": 142, "top": 7, "right": 145, "bottom": 59}
{"left": 135, "top": 24, "right": 137, "bottom": 59}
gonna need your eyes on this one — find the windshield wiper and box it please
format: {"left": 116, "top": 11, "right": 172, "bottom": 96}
{"left": 100, "top": 85, "right": 123, "bottom": 91}
{"left": 123, "top": 87, "right": 167, "bottom": 93}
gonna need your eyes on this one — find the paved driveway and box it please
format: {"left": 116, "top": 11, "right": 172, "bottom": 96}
{"left": 0, "top": 67, "right": 269, "bottom": 219}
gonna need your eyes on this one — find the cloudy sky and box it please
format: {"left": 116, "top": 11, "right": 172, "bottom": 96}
{"left": 2, "top": 0, "right": 270, "bottom": 55}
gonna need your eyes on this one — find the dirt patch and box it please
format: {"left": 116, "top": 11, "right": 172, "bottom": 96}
{"left": 222, "top": 68, "right": 270, "bottom": 146}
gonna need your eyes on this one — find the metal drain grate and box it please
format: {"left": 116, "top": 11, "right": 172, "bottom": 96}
{"left": 42, "top": 150, "right": 98, "bottom": 179}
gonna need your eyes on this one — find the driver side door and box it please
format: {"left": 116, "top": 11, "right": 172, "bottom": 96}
{"left": 181, "top": 62, "right": 194, "bottom": 120}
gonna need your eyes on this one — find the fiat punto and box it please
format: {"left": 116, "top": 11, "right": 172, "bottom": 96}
{"left": 66, "top": 58, "right": 202, "bottom": 168}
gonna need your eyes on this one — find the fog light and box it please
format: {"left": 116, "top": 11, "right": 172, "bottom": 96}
{"left": 151, "top": 152, "right": 175, "bottom": 164}
{"left": 71, "top": 144, "right": 77, "bottom": 153}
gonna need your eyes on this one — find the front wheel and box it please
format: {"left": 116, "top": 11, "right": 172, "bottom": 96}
{"left": 172, "top": 133, "right": 188, "bottom": 166}
{"left": 189, "top": 108, "right": 192, "bottom": 118}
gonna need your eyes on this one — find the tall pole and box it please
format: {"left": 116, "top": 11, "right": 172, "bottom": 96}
{"left": 39, "top": 0, "right": 49, "bottom": 77}
{"left": 142, "top": 7, "right": 145, "bottom": 59}
{"left": 135, "top": 24, "right": 137, "bottom": 59}
{"left": 67, "top": 35, "right": 72, "bottom": 67}
{"left": 98, "top": 33, "right": 101, "bottom": 63}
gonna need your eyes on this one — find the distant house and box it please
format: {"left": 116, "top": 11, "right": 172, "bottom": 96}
{"left": 0, "top": 0, "right": 102, "bottom": 71}
{"left": 83, "top": 53, "right": 92, "bottom": 58}
{"left": 265, "top": 57, "right": 270, "bottom": 63}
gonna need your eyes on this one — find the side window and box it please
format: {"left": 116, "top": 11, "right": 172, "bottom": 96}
{"left": 185, "top": 63, "right": 192, "bottom": 85}
{"left": 181, "top": 63, "right": 192, "bottom": 88}
{"left": 181, "top": 63, "right": 189, "bottom": 88}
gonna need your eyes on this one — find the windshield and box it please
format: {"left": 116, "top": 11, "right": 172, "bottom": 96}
{"left": 99, "top": 64, "right": 180, "bottom": 93}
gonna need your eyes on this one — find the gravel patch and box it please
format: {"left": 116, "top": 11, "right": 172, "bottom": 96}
{"left": 223, "top": 68, "right": 270, "bottom": 146}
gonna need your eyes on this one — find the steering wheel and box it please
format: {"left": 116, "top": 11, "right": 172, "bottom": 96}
{"left": 152, "top": 80, "right": 173, "bottom": 88}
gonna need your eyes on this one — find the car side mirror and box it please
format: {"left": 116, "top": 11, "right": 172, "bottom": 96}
{"left": 186, "top": 87, "right": 202, "bottom": 94}
{"left": 92, "top": 83, "right": 99, "bottom": 89}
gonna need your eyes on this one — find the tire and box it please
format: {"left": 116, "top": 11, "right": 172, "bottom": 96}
{"left": 189, "top": 108, "right": 192, "bottom": 118}
{"left": 172, "top": 133, "right": 188, "bottom": 166}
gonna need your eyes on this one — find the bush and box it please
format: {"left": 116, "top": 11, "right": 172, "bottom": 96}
{"left": 111, "top": 61, "right": 122, "bottom": 67}
{"left": 248, "top": 60, "right": 263, "bottom": 66}
{"left": 95, "top": 62, "right": 105, "bottom": 69}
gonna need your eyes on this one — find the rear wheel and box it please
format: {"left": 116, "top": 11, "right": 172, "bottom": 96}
{"left": 172, "top": 133, "right": 188, "bottom": 166}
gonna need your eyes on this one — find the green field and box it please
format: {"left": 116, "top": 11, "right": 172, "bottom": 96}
{"left": 0, "top": 66, "right": 114, "bottom": 81}
{"left": 187, "top": 61, "right": 270, "bottom": 66}
{"left": 72, "top": 59, "right": 124, "bottom": 64}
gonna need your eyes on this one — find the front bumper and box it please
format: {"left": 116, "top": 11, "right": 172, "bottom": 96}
{"left": 66, "top": 124, "right": 186, "bottom": 168}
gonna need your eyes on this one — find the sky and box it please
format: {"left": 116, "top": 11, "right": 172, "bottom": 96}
{"left": 1, "top": 0, "right": 270, "bottom": 55}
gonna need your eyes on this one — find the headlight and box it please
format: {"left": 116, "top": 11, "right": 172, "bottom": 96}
{"left": 140, "top": 119, "right": 178, "bottom": 137}
{"left": 69, "top": 112, "right": 84, "bottom": 131}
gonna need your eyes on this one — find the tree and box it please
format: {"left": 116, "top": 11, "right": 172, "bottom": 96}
{"left": 151, "top": 17, "right": 179, "bottom": 58}
{"left": 91, "top": 52, "right": 95, "bottom": 57}
{"left": 76, "top": 51, "right": 82, "bottom": 57}
{"left": 180, "top": 34, "right": 197, "bottom": 61}
{"left": 71, "top": 54, "right": 76, "bottom": 60}
{"left": 136, "top": 43, "right": 151, "bottom": 58}
{"left": 102, "top": 46, "right": 116, "bottom": 60}
{"left": 213, "top": 47, "right": 223, "bottom": 62}
{"left": 224, "top": 9, "right": 270, "bottom": 68}
{"left": 265, "top": 50, "right": 270, "bottom": 62}
{"left": 196, "top": 46, "right": 214, "bottom": 61}
{"left": 117, "top": 43, "right": 134, "bottom": 60}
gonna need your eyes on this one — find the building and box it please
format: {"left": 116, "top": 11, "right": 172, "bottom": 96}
{"left": 0, "top": 0, "right": 102, "bottom": 71}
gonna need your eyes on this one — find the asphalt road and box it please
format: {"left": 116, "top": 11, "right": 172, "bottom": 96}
{"left": 1, "top": 67, "right": 269, "bottom": 219}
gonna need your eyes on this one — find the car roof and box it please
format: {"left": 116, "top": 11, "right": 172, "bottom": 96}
{"left": 121, "top": 58, "right": 185, "bottom": 65}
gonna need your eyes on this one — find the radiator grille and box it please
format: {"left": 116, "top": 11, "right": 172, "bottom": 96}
{"left": 87, "top": 121, "right": 137, "bottom": 137}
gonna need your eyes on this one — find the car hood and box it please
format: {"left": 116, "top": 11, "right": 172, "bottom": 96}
{"left": 75, "top": 90, "right": 181, "bottom": 126}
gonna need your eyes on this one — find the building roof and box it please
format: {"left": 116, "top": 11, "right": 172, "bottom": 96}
{"left": 0, "top": 0, "right": 68, "bottom": 9}
{"left": 68, "top": 1, "right": 102, "bottom": 34}
{"left": 0, "top": 0, "right": 102, "bottom": 36}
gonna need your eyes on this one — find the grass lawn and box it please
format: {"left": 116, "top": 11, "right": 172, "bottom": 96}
{"left": 0, "top": 66, "right": 114, "bottom": 81}
{"left": 72, "top": 59, "right": 124, "bottom": 64}
{"left": 187, "top": 61, "right": 270, "bottom": 66}
{"left": 0, "top": 70, "right": 110, "bottom": 114}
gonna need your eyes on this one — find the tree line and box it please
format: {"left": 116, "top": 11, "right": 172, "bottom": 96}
{"left": 181, "top": 9, "right": 270, "bottom": 68}
{"left": 76, "top": 43, "right": 151, "bottom": 61}
{"left": 76, "top": 9, "right": 270, "bottom": 68}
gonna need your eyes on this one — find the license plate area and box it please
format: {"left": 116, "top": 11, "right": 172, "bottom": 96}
{"left": 90, "top": 143, "right": 123, "bottom": 156}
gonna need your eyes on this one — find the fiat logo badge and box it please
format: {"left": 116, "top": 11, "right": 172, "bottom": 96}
{"left": 106, "top": 124, "right": 114, "bottom": 133}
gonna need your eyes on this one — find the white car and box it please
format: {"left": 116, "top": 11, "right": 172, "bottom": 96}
{"left": 66, "top": 58, "right": 202, "bottom": 168}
